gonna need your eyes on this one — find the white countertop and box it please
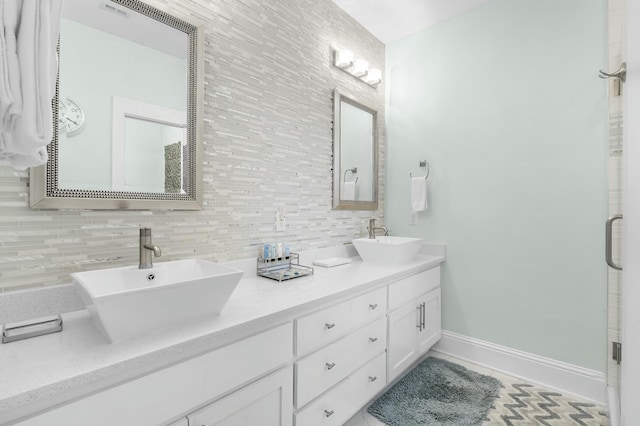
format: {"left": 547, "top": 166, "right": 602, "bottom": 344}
{"left": 0, "top": 247, "right": 444, "bottom": 424}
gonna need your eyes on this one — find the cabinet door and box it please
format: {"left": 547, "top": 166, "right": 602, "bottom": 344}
{"left": 187, "top": 367, "right": 292, "bottom": 426}
{"left": 417, "top": 288, "right": 441, "bottom": 355}
{"left": 387, "top": 301, "right": 420, "bottom": 382}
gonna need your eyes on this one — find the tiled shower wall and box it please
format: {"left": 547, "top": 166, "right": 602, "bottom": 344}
{"left": 607, "top": 0, "right": 624, "bottom": 389}
{"left": 0, "top": 0, "right": 385, "bottom": 292}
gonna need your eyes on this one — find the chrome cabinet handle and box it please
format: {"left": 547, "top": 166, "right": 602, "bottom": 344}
{"left": 324, "top": 409, "right": 334, "bottom": 418}
{"left": 416, "top": 305, "right": 422, "bottom": 330}
{"left": 325, "top": 322, "right": 336, "bottom": 329}
{"left": 369, "top": 337, "right": 378, "bottom": 343}
{"left": 369, "top": 376, "right": 377, "bottom": 382}
{"left": 606, "top": 215, "right": 623, "bottom": 270}
{"left": 326, "top": 362, "right": 336, "bottom": 370}
{"left": 421, "top": 302, "right": 426, "bottom": 330}
{"left": 369, "top": 303, "right": 378, "bottom": 310}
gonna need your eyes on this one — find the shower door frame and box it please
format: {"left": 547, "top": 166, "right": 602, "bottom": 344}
{"left": 621, "top": 0, "right": 640, "bottom": 423}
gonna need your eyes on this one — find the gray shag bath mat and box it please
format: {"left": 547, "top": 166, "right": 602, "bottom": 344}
{"left": 367, "top": 357, "right": 503, "bottom": 426}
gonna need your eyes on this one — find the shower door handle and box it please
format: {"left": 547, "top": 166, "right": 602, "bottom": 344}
{"left": 606, "top": 215, "right": 623, "bottom": 271}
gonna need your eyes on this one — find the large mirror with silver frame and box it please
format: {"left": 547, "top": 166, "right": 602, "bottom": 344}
{"left": 30, "top": 0, "right": 204, "bottom": 210}
{"left": 332, "top": 89, "right": 378, "bottom": 210}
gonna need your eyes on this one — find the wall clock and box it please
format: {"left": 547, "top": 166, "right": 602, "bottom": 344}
{"left": 58, "top": 96, "right": 85, "bottom": 136}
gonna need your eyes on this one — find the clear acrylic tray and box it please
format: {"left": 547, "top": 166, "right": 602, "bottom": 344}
{"left": 257, "top": 253, "right": 314, "bottom": 282}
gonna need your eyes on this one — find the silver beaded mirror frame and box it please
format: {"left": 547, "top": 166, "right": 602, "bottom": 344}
{"left": 30, "top": 0, "right": 204, "bottom": 210}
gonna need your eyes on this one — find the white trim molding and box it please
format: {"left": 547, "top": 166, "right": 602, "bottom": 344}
{"left": 432, "top": 331, "right": 606, "bottom": 405}
{"left": 607, "top": 385, "right": 620, "bottom": 426}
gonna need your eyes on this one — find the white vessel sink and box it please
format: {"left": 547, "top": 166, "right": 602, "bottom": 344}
{"left": 72, "top": 259, "right": 243, "bottom": 343}
{"left": 352, "top": 236, "right": 423, "bottom": 266}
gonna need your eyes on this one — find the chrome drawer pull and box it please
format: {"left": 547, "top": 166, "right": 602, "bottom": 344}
{"left": 369, "top": 337, "right": 378, "bottom": 343}
{"left": 324, "top": 409, "right": 334, "bottom": 418}
{"left": 325, "top": 322, "right": 336, "bottom": 329}
{"left": 369, "top": 303, "right": 378, "bottom": 310}
{"left": 369, "top": 376, "right": 377, "bottom": 382}
{"left": 326, "top": 362, "right": 336, "bottom": 370}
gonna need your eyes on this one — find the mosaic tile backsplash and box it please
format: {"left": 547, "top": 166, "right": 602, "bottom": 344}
{"left": 0, "top": 0, "right": 385, "bottom": 292}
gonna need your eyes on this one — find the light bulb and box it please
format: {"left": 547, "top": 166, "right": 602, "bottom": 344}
{"left": 334, "top": 49, "right": 354, "bottom": 69}
{"left": 364, "top": 68, "right": 382, "bottom": 86}
{"left": 350, "top": 59, "right": 369, "bottom": 77}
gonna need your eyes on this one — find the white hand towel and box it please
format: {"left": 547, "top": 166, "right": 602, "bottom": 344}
{"left": 411, "top": 177, "right": 428, "bottom": 211}
{"left": 343, "top": 180, "right": 357, "bottom": 201}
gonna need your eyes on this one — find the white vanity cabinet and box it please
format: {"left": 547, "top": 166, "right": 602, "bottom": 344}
{"left": 9, "top": 259, "right": 444, "bottom": 426}
{"left": 14, "top": 323, "right": 293, "bottom": 426}
{"left": 387, "top": 267, "right": 441, "bottom": 382}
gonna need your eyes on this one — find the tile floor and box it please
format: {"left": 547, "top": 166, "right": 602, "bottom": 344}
{"left": 344, "top": 352, "right": 609, "bottom": 426}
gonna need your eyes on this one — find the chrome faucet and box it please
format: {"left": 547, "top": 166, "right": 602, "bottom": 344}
{"left": 368, "top": 218, "right": 389, "bottom": 239}
{"left": 139, "top": 227, "right": 161, "bottom": 269}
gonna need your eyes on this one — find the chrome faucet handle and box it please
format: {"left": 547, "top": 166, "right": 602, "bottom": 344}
{"left": 139, "top": 227, "right": 161, "bottom": 269}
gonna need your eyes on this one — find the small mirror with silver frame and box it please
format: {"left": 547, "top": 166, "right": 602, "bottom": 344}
{"left": 30, "top": 0, "right": 204, "bottom": 210}
{"left": 332, "top": 89, "right": 378, "bottom": 210}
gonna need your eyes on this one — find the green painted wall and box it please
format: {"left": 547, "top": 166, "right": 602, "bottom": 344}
{"left": 385, "top": 0, "right": 608, "bottom": 371}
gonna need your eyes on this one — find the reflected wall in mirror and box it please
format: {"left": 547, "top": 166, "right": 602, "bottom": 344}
{"left": 332, "top": 89, "right": 378, "bottom": 210}
{"left": 30, "top": 0, "right": 204, "bottom": 210}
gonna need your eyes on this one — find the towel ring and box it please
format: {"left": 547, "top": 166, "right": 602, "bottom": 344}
{"left": 410, "top": 162, "right": 430, "bottom": 180}
{"left": 344, "top": 167, "right": 358, "bottom": 182}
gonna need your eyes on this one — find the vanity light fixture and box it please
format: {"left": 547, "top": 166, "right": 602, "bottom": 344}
{"left": 363, "top": 68, "right": 382, "bottom": 86}
{"left": 350, "top": 59, "right": 369, "bottom": 77}
{"left": 334, "top": 49, "right": 354, "bottom": 69}
{"left": 333, "top": 48, "right": 381, "bottom": 87}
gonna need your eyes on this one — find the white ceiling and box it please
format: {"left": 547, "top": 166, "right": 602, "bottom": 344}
{"left": 332, "top": 0, "right": 491, "bottom": 44}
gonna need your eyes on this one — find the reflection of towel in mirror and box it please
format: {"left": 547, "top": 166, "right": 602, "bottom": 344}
{"left": 0, "top": 0, "right": 63, "bottom": 170}
{"left": 411, "top": 177, "right": 428, "bottom": 211}
{"left": 343, "top": 180, "right": 357, "bottom": 201}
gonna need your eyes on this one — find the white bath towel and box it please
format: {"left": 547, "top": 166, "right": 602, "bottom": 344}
{"left": 0, "top": 0, "right": 23, "bottom": 132}
{"left": 3, "top": 0, "right": 62, "bottom": 170}
{"left": 0, "top": 0, "right": 13, "bottom": 130}
{"left": 411, "top": 176, "right": 428, "bottom": 211}
{"left": 343, "top": 180, "right": 357, "bottom": 201}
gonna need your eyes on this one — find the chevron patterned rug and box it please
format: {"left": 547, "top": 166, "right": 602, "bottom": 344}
{"left": 484, "top": 380, "right": 609, "bottom": 425}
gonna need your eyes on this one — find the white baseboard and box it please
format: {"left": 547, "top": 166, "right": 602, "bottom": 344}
{"left": 432, "top": 330, "right": 607, "bottom": 405}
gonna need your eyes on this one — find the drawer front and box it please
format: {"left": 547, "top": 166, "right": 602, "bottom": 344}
{"left": 294, "top": 353, "right": 387, "bottom": 426}
{"left": 350, "top": 287, "right": 387, "bottom": 328}
{"left": 295, "top": 317, "right": 386, "bottom": 408}
{"left": 294, "top": 377, "right": 352, "bottom": 426}
{"left": 388, "top": 267, "right": 440, "bottom": 310}
{"left": 349, "top": 352, "right": 387, "bottom": 409}
{"left": 295, "top": 300, "right": 350, "bottom": 356}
